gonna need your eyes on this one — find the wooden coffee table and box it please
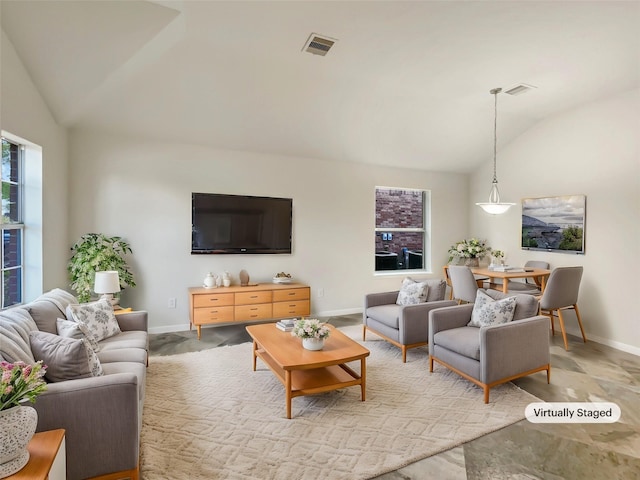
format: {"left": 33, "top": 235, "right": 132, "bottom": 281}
{"left": 246, "top": 323, "right": 370, "bottom": 419}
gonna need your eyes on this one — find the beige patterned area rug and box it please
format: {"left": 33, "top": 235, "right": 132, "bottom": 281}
{"left": 141, "top": 325, "right": 538, "bottom": 479}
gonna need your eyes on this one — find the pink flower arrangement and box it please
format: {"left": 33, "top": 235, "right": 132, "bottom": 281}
{"left": 291, "top": 318, "right": 331, "bottom": 340}
{"left": 1, "top": 360, "right": 47, "bottom": 411}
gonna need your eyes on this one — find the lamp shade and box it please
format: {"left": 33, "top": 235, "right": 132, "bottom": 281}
{"left": 94, "top": 271, "right": 121, "bottom": 294}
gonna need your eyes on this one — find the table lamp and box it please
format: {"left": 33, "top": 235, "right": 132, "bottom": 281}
{"left": 94, "top": 271, "right": 121, "bottom": 307}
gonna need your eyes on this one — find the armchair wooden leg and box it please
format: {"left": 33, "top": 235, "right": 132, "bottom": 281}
{"left": 429, "top": 355, "right": 434, "bottom": 373}
{"left": 402, "top": 346, "right": 407, "bottom": 363}
{"left": 574, "top": 304, "right": 587, "bottom": 343}
{"left": 546, "top": 366, "right": 551, "bottom": 384}
{"left": 362, "top": 324, "right": 367, "bottom": 341}
{"left": 483, "top": 386, "right": 490, "bottom": 404}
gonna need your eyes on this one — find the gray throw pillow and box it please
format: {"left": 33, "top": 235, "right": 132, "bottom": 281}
{"left": 468, "top": 290, "right": 517, "bottom": 327}
{"left": 29, "top": 331, "right": 103, "bottom": 382}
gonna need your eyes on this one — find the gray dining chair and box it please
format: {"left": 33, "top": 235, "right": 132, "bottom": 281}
{"left": 538, "top": 266, "right": 586, "bottom": 350}
{"left": 448, "top": 266, "right": 479, "bottom": 304}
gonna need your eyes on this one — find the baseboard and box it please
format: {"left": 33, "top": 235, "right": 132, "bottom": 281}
{"left": 562, "top": 326, "right": 640, "bottom": 357}
{"left": 582, "top": 332, "right": 640, "bottom": 357}
{"left": 149, "top": 323, "right": 191, "bottom": 334}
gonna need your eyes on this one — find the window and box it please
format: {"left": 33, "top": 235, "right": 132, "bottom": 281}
{"left": 375, "top": 187, "right": 430, "bottom": 272}
{"left": 2, "top": 138, "right": 23, "bottom": 308}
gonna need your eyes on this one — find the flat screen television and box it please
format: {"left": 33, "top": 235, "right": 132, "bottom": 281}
{"left": 191, "top": 193, "right": 292, "bottom": 254}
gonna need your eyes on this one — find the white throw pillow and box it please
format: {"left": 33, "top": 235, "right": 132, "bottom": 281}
{"left": 56, "top": 317, "right": 100, "bottom": 352}
{"left": 468, "top": 290, "right": 517, "bottom": 327}
{"left": 396, "top": 277, "right": 430, "bottom": 306}
{"left": 65, "top": 298, "right": 121, "bottom": 342}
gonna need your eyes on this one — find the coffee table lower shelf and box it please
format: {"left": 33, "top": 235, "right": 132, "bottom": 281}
{"left": 254, "top": 346, "right": 366, "bottom": 419}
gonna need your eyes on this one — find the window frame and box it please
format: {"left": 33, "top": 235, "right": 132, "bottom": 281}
{"left": 1, "top": 137, "right": 25, "bottom": 308}
{"left": 374, "top": 186, "right": 431, "bottom": 275}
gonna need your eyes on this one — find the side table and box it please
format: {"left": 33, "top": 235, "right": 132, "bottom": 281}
{"left": 6, "top": 429, "right": 66, "bottom": 480}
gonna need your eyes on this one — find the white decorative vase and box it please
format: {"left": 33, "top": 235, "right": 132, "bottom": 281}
{"left": 0, "top": 405, "right": 38, "bottom": 478}
{"left": 203, "top": 272, "right": 216, "bottom": 288}
{"left": 302, "top": 337, "right": 324, "bottom": 351}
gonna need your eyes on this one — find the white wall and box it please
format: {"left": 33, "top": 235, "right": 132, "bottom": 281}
{"left": 68, "top": 130, "right": 468, "bottom": 332}
{"left": 0, "top": 30, "right": 69, "bottom": 295}
{"left": 470, "top": 88, "right": 640, "bottom": 354}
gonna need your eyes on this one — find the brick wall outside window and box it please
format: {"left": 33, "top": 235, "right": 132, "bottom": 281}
{"left": 375, "top": 188, "right": 426, "bottom": 270}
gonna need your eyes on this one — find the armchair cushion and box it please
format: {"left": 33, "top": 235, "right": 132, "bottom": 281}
{"left": 396, "top": 277, "right": 429, "bottom": 305}
{"left": 468, "top": 290, "right": 517, "bottom": 327}
{"left": 366, "top": 304, "right": 401, "bottom": 329}
{"left": 433, "top": 326, "right": 480, "bottom": 360}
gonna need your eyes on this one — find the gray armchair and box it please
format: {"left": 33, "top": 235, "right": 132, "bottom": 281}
{"left": 429, "top": 289, "right": 550, "bottom": 403}
{"left": 363, "top": 279, "right": 457, "bottom": 362}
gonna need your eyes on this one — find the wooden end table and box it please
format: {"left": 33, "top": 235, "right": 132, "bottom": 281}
{"left": 6, "top": 429, "right": 66, "bottom": 480}
{"left": 246, "top": 323, "right": 370, "bottom": 419}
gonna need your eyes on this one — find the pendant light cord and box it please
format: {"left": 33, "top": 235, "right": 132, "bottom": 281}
{"left": 491, "top": 87, "right": 501, "bottom": 184}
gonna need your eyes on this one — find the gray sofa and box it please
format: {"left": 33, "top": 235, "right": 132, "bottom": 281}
{"left": 428, "top": 289, "right": 550, "bottom": 403}
{"left": 0, "top": 289, "right": 147, "bottom": 480}
{"left": 363, "top": 279, "right": 457, "bottom": 362}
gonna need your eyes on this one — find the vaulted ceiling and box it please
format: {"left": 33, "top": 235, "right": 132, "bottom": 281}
{"left": 2, "top": 1, "right": 638, "bottom": 173}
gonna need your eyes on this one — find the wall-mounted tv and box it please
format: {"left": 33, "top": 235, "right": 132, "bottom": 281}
{"left": 192, "top": 193, "right": 292, "bottom": 254}
{"left": 521, "top": 194, "right": 586, "bottom": 254}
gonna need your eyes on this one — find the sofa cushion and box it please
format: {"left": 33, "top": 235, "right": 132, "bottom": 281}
{"left": 468, "top": 290, "right": 517, "bottom": 327}
{"left": 483, "top": 289, "right": 539, "bottom": 320}
{"left": 97, "top": 348, "right": 147, "bottom": 365}
{"left": 0, "top": 308, "right": 37, "bottom": 364}
{"left": 27, "top": 301, "right": 64, "bottom": 335}
{"left": 366, "top": 304, "right": 401, "bottom": 329}
{"left": 66, "top": 299, "right": 121, "bottom": 342}
{"left": 396, "top": 277, "right": 429, "bottom": 305}
{"left": 29, "top": 331, "right": 104, "bottom": 381}
{"left": 57, "top": 318, "right": 101, "bottom": 352}
{"left": 98, "top": 330, "right": 149, "bottom": 352}
{"left": 34, "top": 288, "right": 78, "bottom": 312}
{"left": 434, "top": 326, "right": 481, "bottom": 360}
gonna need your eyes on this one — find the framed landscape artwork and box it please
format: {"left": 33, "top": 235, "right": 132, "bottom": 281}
{"left": 521, "top": 195, "right": 586, "bottom": 254}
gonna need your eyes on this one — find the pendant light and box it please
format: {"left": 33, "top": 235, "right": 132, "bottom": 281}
{"left": 476, "top": 87, "right": 515, "bottom": 215}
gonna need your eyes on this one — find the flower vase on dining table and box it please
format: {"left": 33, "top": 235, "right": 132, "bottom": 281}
{"left": 464, "top": 257, "right": 480, "bottom": 268}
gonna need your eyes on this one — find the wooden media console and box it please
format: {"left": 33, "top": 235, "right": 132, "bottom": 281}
{"left": 188, "top": 283, "right": 310, "bottom": 339}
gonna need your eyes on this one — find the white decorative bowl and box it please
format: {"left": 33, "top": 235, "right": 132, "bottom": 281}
{"left": 272, "top": 277, "right": 292, "bottom": 284}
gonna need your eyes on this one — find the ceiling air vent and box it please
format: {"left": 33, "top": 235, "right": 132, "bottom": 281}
{"left": 504, "top": 83, "right": 537, "bottom": 96}
{"left": 302, "top": 33, "right": 337, "bottom": 56}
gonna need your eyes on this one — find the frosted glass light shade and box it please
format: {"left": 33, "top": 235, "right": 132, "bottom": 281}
{"left": 94, "top": 271, "right": 121, "bottom": 294}
{"left": 475, "top": 182, "right": 515, "bottom": 215}
{"left": 476, "top": 202, "right": 514, "bottom": 215}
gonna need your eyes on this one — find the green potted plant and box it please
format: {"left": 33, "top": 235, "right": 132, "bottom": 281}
{"left": 68, "top": 233, "right": 136, "bottom": 303}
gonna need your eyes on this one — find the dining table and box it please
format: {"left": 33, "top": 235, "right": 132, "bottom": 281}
{"left": 470, "top": 266, "right": 551, "bottom": 294}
